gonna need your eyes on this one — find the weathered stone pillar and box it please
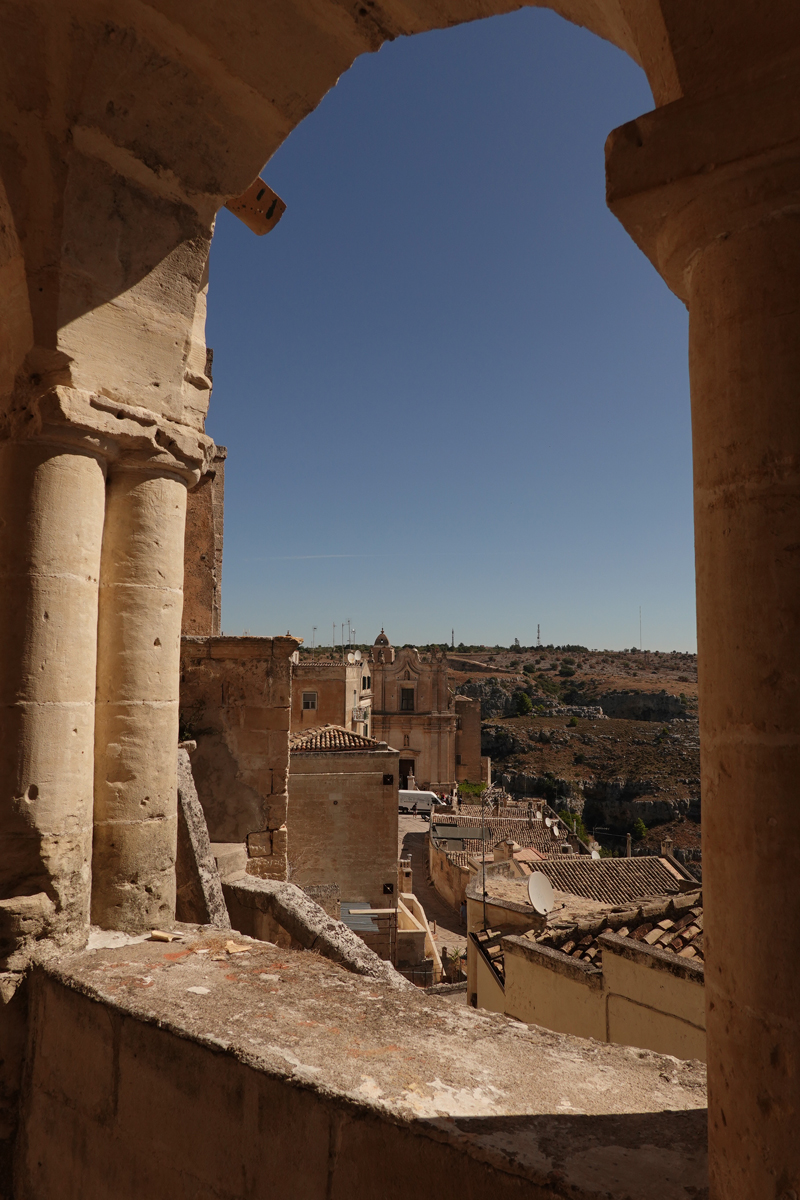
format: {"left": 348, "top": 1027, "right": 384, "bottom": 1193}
{"left": 0, "top": 438, "right": 106, "bottom": 956}
{"left": 92, "top": 466, "right": 189, "bottom": 932}
{"left": 608, "top": 75, "right": 800, "bottom": 1199}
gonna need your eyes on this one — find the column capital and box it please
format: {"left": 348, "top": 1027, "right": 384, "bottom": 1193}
{"left": 606, "top": 69, "right": 800, "bottom": 301}
{"left": 3, "top": 385, "right": 215, "bottom": 484}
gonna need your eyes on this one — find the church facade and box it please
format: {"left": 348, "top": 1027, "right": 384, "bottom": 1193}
{"left": 369, "top": 631, "right": 480, "bottom": 793}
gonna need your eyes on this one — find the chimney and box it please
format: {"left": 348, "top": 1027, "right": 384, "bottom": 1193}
{"left": 661, "top": 837, "right": 674, "bottom": 857}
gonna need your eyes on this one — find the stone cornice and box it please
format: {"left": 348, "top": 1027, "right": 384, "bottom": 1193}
{"left": 3, "top": 385, "right": 216, "bottom": 483}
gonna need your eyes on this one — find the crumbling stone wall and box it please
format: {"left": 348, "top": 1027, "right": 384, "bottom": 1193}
{"left": 182, "top": 448, "right": 226, "bottom": 637}
{"left": 180, "top": 636, "right": 298, "bottom": 879}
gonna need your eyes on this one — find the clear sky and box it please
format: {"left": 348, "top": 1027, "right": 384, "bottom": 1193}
{"left": 205, "top": 7, "right": 696, "bottom": 653}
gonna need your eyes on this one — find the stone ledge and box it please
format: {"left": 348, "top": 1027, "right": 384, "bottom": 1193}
{"left": 599, "top": 931, "right": 705, "bottom": 981}
{"left": 19, "top": 930, "right": 708, "bottom": 1199}
{"left": 502, "top": 935, "right": 604, "bottom": 987}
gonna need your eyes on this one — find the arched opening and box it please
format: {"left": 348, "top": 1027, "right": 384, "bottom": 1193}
{"left": 206, "top": 9, "right": 693, "bottom": 651}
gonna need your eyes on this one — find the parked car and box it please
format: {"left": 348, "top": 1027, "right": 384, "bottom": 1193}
{"left": 398, "top": 789, "right": 437, "bottom": 815}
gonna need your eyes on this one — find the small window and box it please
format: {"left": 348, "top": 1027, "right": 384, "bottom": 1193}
{"left": 302, "top": 691, "right": 318, "bottom": 711}
{"left": 400, "top": 688, "right": 414, "bottom": 712}
{"left": 455, "top": 753, "right": 462, "bottom": 765}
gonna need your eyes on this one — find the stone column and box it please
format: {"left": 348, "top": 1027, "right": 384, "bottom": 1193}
{"left": 0, "top": 437, "right": 106, "bottom": 957}
{"left": 607, "top": 77, "right": 800, "bottom": 1198}
{"left": 91, "top": 466, "right": 188, "bottom": 932}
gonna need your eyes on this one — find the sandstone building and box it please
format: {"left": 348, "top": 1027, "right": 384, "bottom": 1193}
{"left": 290, "top": 658, "right": 372, "bottom": 737}
{"left": 369, "top": 631, "right": 481, "bottom": 791}
{"left": 287, "top": 724, "right": 399, "bottom": 908}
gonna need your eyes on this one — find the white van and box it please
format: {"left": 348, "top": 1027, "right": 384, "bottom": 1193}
{"left": 398, "top": 789, "right": 438, "bottom": 815}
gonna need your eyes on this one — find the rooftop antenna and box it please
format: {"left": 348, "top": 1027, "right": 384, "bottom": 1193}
{"left": 451, "top": 628, "right": 455, "bottom": 649}
{"left": 639, "top": 606, "right": 643, "bottom": 652}
{"left": 537, "top": 623, "right": 541, "bottom": 648}
{"left": 527, "top": 872, "right": 555, "bottom": 916}
{"left": 312, "top": 626, "right": 316, "bottom": 662}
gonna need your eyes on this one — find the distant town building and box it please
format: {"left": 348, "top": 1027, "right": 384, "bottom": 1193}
{"left": 287, "top": 724, "right": 399, "bottom": 909}
{"left": 290, "top": 659, "right": 372, "bottom": 737}
{"left": 369, "top": 630, "right": 480, "bottom": 792}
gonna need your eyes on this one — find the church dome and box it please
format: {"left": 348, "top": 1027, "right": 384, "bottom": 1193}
{"left": 374, "top": 629, "right": 390, "bottom": 647}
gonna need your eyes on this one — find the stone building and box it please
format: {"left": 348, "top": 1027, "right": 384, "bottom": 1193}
{"left": 369, "top": 631, "right": 481, "bottom": 791}
{"left": 290, "top": 658, "right": 372, "bottom": 737}
{"left": 287, "top": 725, "right": 399, "bottom": 908}
{"left": 0, "top": 2, "right": 799, "bottom": 1194}
{"left": 180, "top": 635, "right": 297, "bottom": 880}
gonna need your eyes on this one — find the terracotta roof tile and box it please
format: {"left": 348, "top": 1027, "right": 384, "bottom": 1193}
{"left": 537, "top": 891, "right": 704, "bottom": 968}
{"left": 290, "top": 724, "right": 386, "bottom": 752}
{"left": 531, "top": 856, "right": 683, "bottom": 906}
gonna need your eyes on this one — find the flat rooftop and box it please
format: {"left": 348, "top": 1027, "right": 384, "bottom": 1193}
{"left": 30, "top": 927, "right": 708, "bottom": 1198}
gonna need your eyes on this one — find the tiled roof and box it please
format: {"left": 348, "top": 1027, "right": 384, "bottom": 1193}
{"left": 538, "top": 896, "right": 704, "bottom": 967}
{"left": 433, "top": 815, "right": 567, "bottom": 859}
{"left": 290, "top": 724, "right": 385, "bottom": 752}
{"left": 532, "top": 856, "right": 684, "bottom": 906}
{"left": 475, "top": 891, "right": 704, "bottom": 986}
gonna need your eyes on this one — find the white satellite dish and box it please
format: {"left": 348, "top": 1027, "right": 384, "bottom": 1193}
{"left": 551, "top": 824, "right": 560, "bottom": 837}
{"left": 347, "top": 652, "right": 355, "bottom": 663}
{"left": 354, "top": 650, "right": 362, "bottom": 661}
{"left": 591, "top": 849, "right": 601, "bottom": 860}
{"left": 535, "top": 811, "right": 542, "bottom": 821}
{"left": 527, "top": 872, "right": 555, "bottom": 916}
{"left": 544, "top": 817, "right": 552, "bottom": 828}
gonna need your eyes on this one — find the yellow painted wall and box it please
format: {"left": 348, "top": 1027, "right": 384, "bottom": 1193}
{"left": 476, "top": 951, "right": 506, "bottom": 1014}
{"left": 500, "top": 937, "right": 706, "bottom": 1061}
{"left": 503, "top": 949, "right": 606, "bottom": 1042}
{"left": 603, "top": 949, "right": 706, "bottom": 1061}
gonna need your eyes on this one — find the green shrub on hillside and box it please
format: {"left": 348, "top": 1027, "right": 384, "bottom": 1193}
{"left": 514, "top": 691, "right": 533, "bottom": 715}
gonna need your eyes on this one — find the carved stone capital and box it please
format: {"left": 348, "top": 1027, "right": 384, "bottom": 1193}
{"left": 4, "top": 385, "right": 215, "bottom": 484}
{"left": 606, "top": 69, "right": 800, "bottom": 300}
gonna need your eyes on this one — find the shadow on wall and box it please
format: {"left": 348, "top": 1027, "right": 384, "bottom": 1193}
{"left": 188, "top": 734, "right": 265, "bottom": 842}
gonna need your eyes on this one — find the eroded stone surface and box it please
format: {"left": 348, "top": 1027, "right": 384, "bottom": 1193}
{"left": 23, "top": 930, "right": 708, "bottom": 1199}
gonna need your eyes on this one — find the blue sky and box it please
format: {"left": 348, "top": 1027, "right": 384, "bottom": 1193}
{"left": 205, "top": 7, "right": 695, "bottom": 653}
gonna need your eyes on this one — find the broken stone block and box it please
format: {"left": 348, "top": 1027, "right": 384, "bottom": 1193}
{"left": 175, "top": 748, "right": 230, "bottom": 929}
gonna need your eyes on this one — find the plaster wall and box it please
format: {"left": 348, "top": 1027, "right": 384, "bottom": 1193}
{"left": 499, "top": 936, "right": 706, "bottom": 1062}
{"left": 475, "top": 951, "right": 505, "bottom": 1014}
{"left": 288, "top": 748, "right": 399, "bottom": 908}
{"left": 502, "top": 942, "right": 607, "bottom": 1043}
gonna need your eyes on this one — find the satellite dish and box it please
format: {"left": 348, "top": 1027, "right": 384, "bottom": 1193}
{"left": 527, "top": 872, "right": 555, "bottom": 916}
{"left": 591, "top": 849, "right": 601, "bottom": 860}
{"left": 551, "top": 824, "right": 560, "bottom": 837}
{"left": 347, "top": 652, "right": 355, "bottom": 663}
{"left": 544, "top": 817, "right": 552, "bottom": 828}
{"left": 535, "top": 811, "right": 542, "bottom": 821}
{"left": 354, "top": 650, "right": 362, "bottom": 661}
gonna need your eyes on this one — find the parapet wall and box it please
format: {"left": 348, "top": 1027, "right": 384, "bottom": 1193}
{"left": 15, "top": 931, "right": 708, "bottom": 1200}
